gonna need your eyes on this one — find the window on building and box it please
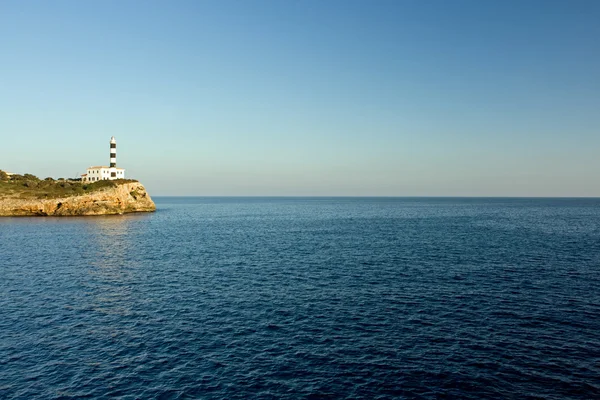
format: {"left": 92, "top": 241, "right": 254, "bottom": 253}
{"left": 110, "top": 144, "right": 116, "bottom": 148}
{"left": 111, "top": 172, "right": 116, "bottom": 177}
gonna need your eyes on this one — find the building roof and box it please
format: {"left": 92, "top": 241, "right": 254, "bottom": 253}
{"left": 87, "top": 166, "right": 125, "bottom": 170}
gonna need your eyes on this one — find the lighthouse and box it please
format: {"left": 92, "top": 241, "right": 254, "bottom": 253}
{"left": 81, "top": 137, "right": 126, "bottom": 182}
{"left": 110, "top": 136, "right": 117, "bottom": 168}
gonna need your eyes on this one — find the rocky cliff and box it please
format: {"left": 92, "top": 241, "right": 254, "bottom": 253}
{"left": 0, "top": 181, "right": 156, "bottom": 216}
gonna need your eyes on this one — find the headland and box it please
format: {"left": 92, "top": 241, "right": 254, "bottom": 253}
{"left": 0, "top": 171, "right": 155, "bottom": 216}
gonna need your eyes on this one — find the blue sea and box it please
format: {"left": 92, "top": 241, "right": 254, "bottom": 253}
{"left": 1, "top": 197, "right": 599, "bottom": 399}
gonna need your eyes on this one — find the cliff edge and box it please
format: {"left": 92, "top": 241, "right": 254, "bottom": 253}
{"left": 0, "top": 181, "right": 156, "bottom": 216}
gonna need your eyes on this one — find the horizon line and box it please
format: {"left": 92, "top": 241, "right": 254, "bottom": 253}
{"left": 150, "top": 195, "right": 600, "bottom": 199}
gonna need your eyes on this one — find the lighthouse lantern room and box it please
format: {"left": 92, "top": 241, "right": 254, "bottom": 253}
{"left": 81, "top": 136, "right": 126, "bottom": 182}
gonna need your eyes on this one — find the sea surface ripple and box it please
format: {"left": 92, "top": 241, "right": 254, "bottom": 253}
{"left": 1, "top": 197, "right": 599, "bottom": 399}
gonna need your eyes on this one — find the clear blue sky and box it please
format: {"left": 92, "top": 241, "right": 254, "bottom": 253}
{"left": 2, "top": 0, "right": 599, "bottom": 196}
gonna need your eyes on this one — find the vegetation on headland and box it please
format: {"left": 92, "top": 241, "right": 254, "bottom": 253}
{"left": 0, "top": 170, "right": 138, "bottom": 200}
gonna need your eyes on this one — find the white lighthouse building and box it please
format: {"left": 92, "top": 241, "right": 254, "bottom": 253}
{"left": 81, "top": 136, "right": 126, "bottom": 182}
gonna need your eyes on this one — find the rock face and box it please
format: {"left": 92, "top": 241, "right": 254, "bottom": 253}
{"left": 0, "top": 182, "right": 156, "bottom": 216}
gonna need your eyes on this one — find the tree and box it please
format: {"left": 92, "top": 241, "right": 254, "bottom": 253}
{"left": 0, "top": 170, "right": 8, "bottom": 181}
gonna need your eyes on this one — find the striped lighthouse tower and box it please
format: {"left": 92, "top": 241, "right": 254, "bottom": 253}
{"left": 110, "top": 136, "right": 117, "bottom": 167}
{"left": 81, "top": 136, "right": 125, "bottom": 182}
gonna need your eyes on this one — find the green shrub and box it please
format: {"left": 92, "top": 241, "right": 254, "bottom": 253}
{"left": 1, "top": 176, "right": 138, "bottom": 200}
{"left": 23, "top": 173, "right": 40, "bottom": 181}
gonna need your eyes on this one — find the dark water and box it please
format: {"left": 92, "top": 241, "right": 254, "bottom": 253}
{"left": 1, "top": 197, "right": 600, "bottom": 399}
